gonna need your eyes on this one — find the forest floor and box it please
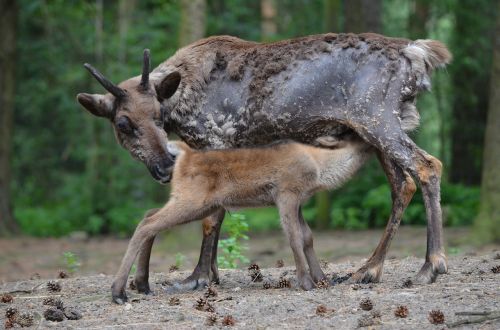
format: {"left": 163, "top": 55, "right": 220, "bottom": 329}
{"left": 0, "top": 253, "right": 499, "bottom": 329}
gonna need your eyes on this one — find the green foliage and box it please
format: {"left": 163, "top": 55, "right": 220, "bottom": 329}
{"left": 62, "top": 252, "right": 80, "bottom": 273}
{"left": 175, "top": 252, "right": 185, "bottom": 269}
{"left": 9, "top": 0, "right": 486, "bottom": 238}
{"left": 217, "top": 213, "right": 250, "bottom": 269}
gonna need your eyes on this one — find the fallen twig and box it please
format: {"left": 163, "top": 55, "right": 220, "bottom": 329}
{"left": 3, "top": 283, "right": 44, "bottom": 295}
{"left": 448, "top": 311, "right": 500, "bottom": 328}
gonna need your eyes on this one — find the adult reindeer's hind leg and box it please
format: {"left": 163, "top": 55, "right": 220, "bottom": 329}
{"left": 350, "top": 112, "right": 446, "bottom": 284}
{"left": 350, "top": 152, "right": 416, "bottom": 283}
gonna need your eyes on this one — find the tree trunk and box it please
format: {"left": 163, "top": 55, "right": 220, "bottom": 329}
{"left": 474, "top": 2, "right": 500, "bottom": 243}
{"left": 179, "top": 0, "right": 206, "bottom": 46}
{"left": 408, "top": 0, "right": 430, "bottom": 39}
{"left": 449, "top": 1, "right": 495, "bottom": 185}
{"left": 118, "top": 0, "right": 136, "bottom": 64}
{"left": 344, "top": 0, "right": 382, "bottom": 33}
{"left": 323, "top": 0, "right": 342, "bottom": 33}
{"left": 261, "top": 0, "right": 277, "bottom": 41}
{"left": 0, "top": 0, "right": 18, "bottom": 235}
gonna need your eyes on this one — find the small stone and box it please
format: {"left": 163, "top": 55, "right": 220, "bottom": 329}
{"left": 44, "top": 307, "right": 65, "bottom": 322}
{"left": 359, "top": 298, "right": 373, "bottom": 311}
{"left": 64, "top": 307, "right": 82, "bottom": 320}
{"left": 316, "top": 304, "right": 330, "bottom": 316}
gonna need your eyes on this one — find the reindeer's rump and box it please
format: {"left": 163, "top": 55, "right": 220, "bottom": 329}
{"left": 166, "top": 33, "right": 450, "bottom": 148}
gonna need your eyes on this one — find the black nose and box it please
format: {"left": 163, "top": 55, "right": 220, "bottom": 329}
{"left": 153, "top": 163, "right": 167, "bottom": 178}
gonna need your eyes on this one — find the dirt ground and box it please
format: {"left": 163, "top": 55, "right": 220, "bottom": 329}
{"left": 0, "top": 226, "right": 497, "bottom": 282}
{"left": 0, "top": 253, "right": 499, "bottom": 329}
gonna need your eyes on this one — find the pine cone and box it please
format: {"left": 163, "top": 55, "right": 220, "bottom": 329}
{"left": 428, "top": 310, "right": 445, "bottom": 324}
{"left": 169, "top": 296, "right": 181, "bottom": 306}
{"left": 129, "top": 280, "right": 137, "bottom": 290}
{"left": 4, "top": 318, "right": 14, "bottom": 329}
{"left": 248, "top": 263, "right": 260, "bottom": 271}
{"left": 491, "top": 265, "right": 500, "bottom": 273}
{"left": 359, "top": 298, "right": 373, "bottom": 311}
{"left": 402, "top": 279, "right": 413, "bottom": 288}
{"left": 58, "top": 270, "right": 69, "bottom": 279}
{"left": 394, "top": 305, "right": 409, "bottom": 318}
{"left": 195, "top": 297, "right": 215, "bottom": 312}
{"left": 47, "top": 280, "right": 61, "bottom": 292}
{"left": 316, "top": 304, "right": 328, "bottom": 316}
{"left": 5, "top": 307, "right": 18, "bottom": 319}
{"left": 222, "top": 315, "right": 235, "bottom": 326}
{"left": 204, "top": 285, "right": 218, "bottom": 298}
{"left": 44, "top": 307, "right": 65, "bottom": 322}
{"left": 1, "top": 293, "right": 13, "bottom": 303}
{"left": 206, "top": 314, "right": 217, "bottom": 326}
{"left": 17, "top": 312, "right": 34, "bottom": 328}
{"left": 43, "top": 297, "right": 64, "bottom": 309}
{"left": 248, "top": 269, "right": 263, "bottom": 282}
{"left": 263, "top": 281, "right": 272, "bottom": 289}
{"left": 316, "top": 279, "right": 329, "bottom": 289}
{"left": 63, "top": 307, "right": 82, "bottom": 320}
{"left": 276, "top": 277, "right": 291, "bottom": 288}
{"left": 169, "top": 265, "right": 179, "bottom": 272}
{"left": 275, "top": 259, "right": 284, "bottom": 268}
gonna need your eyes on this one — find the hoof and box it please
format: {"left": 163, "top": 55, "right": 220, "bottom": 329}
{"left": 311, "top": 269, "right": 327, "bottom": 283}
{"left": 299, "top": 275, "right": 316, "bottom": 291}
{"left": 135, "top": 281, "right": 152, "bottom": 295}
{"left": 414, "top": 255, "right": 447, "bottom": 284}
{"left": 349, "top": 263, "right": 382, "bottom": 284}
{"left": 164, "top": 278, "right": 209, "bottom": 294}
{"left": 112, "top": 291, "right": 128, "bottom": 305}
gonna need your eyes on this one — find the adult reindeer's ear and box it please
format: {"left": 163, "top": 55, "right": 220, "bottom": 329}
{"left": 155, "top": 71, "right": 181, "bottom": 101}
{"left": 77, "top": 93, "right": 113, "bottom": 119}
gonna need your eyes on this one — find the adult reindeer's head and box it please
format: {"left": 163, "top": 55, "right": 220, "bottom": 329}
{"left": 77, "top": 50, "right": 181, "bottom": 184}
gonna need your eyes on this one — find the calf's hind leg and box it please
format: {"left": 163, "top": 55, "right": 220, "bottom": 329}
{"left": 298, "top": 207, "right": 326, "bottom": 283}
{"left": 350, "top": 152, "right": 416, "bottom": 283}
{"left": 168, "top": 209, "right": 225, "bottom": 292}
{"left": 277, "top": 195, "right": 316, "bottom": 290}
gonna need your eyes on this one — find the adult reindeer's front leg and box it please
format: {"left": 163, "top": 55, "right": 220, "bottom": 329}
{"left": 350, "top": 151, "right": 416, "bottom": 283}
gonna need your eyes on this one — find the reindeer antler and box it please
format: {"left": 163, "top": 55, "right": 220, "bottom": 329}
{"left": 83, "top": 63, "right": 126, "bottom": 98}
{"left": 140, "top": 49, "right": 151, "bottom": 89}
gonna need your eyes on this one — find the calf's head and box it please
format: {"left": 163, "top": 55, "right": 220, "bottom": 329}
{"left": 77, "top": 50, "right": 181, "bottom": 183}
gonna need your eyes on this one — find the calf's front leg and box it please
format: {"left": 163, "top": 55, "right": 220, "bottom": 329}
{"left": 111, "top": 202, "right": 212, "bottom": 304}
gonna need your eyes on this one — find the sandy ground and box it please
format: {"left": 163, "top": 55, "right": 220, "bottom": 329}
{"left": 0, "top": 253, "right": 499, "bottom": 329}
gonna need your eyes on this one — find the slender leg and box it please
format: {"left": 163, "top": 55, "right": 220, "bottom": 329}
{"left": 352, "top": 120, "right": 447, "bottom": 283}
{"left": 298, "top": 207, "right": 326, "bottom": 283}
{"left": 277, "top": 195, "right": 315, "bottom": 290}
{"left": 133, "top": 208, "right": 160, "bottom": 294}
{"left": 168, "top": 209, "right": 225, "bottom": 292}
{"left": 350, "top": 151, "right": 416, "bottom": 283}
{"left": 111, "top": 201, "right": 212, "bottom": 304}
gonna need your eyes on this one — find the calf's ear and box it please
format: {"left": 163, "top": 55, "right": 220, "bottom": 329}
{"left": 155, "top": 71, "right": 181, "bottom": 101}
{"left": 77, "top": 93, "right": 113, "bottom": 119}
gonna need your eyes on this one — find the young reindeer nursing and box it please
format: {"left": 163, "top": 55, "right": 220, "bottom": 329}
{"left": 111, "top": 135, "right": 373, "bottom": 303}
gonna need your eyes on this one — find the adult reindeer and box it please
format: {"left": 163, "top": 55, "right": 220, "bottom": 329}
{"left": 77, "top": 33, "right": 451, "bottom": 302}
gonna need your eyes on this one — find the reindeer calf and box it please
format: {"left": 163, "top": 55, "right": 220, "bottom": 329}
{"left": 111, "top": 135, "right": 373, "bottom": 303}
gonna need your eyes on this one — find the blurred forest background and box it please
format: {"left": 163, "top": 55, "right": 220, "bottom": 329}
{"left": 0, "top": 0, "right": 498, "bottom": 244}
